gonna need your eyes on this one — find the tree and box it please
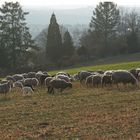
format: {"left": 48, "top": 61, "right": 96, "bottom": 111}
{"left": 0, "top": 2, "right": 35, "bottom": 69}
{"left": 46, "top": 13, "right": 62, "bottom": 63}
{"left": 125, "top": 11, "right": 140, "bottom": 53}
{"left": 90, "top": 2, "right": 120, "bottom": 49}
{"left": 62, "top": 30, "right": 75, "bottom": 57}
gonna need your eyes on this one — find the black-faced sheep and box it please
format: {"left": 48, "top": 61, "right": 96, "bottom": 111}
{"left": 48, "top": 79, "right": 72, "bottom": 94}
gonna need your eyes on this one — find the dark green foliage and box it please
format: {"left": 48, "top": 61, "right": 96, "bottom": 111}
{"left": 0, "top": 2, "right": 35, "bottom": 69}
{"left": 46, "top": 13, "right": 62, "bottom": 63}
{"left": 89, "top": 1, "right": 120, "bottom": 54}
{"left": 62, "top": 30, "right": 75, "bottom": 57}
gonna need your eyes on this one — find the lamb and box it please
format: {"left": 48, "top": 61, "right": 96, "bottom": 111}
{"left": 0, "top": 81, "right": 11, "bottom": 95}
{"left": 22, "top": 86, "right": 34, "bottom": 95}
{"left": 101, "top": 75, "right": 112, "bottom": 87}
{"left": 112, "top": 70, "right": 138, "bottom": 87}
{"left": 48, "top": 79, "right": 72, "bottom": 94}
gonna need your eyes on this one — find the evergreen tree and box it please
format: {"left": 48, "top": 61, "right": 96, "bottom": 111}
{"left": 0, "top": 2, "right": 35, "bottom": 68}
{"left": 62, "top": 30, "right": 75, "bottom": 57}
{"left": 46, "top": 13, "right": 62, "bottom": 63}
{"left": 90, "top": 2, "right": 120, "bottom": 49}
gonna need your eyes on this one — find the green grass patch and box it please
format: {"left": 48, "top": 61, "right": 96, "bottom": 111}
{"left": 49, "top": 61, "right": 140, "bottom": 75}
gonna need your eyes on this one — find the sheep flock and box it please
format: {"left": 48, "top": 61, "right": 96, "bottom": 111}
{"left": 0, "top": 68, "right": 140, "bottom": 96}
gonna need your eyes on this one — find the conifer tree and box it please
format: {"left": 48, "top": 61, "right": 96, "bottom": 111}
{"left": 0, "top": 2, "right": 35, "bottom": 68}
{"left": 62, "top": 30, "right": 75, "bottom": 57}
{"left": 46, "top": 13, "right": 62, "bottom": 62}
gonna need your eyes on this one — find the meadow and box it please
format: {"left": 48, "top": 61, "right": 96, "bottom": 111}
{"left": 0, "top": 61, "right": 140, "bottom": 139}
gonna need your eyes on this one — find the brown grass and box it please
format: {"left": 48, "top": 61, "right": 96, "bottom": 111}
{"left": 0, "top": 83, "right": 140, "bottom": 139}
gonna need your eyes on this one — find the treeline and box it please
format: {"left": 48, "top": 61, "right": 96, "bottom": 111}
{"left": 1, "top": 1, "right": 140, "bottom": 75}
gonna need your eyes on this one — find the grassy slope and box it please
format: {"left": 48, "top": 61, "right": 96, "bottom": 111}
{"left": 0, "top": 83, "right": 140, "bottom": 139}
{"left": 50, "top": 61, "right": 140, "bottom": 75}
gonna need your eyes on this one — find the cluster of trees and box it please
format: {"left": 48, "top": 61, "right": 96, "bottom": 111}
{"left": 1, "top": 1, "right": 140, "bottom": 74}
{"left": 80, "top": 2, "right": 140, "bottom": 59}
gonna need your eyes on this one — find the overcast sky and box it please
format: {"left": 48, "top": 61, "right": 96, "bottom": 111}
{"left": 0, "top": 0, "right": 140, "bottom": 8}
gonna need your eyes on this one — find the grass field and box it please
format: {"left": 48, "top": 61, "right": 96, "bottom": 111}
{"left": 0, "top": 82, "right": 140, "bottom": 139}
{"left": 50, "top": 61, "right": 140, "bottom": 75}
{"left": 0, "top": 61, "right": 140, "bottom": 139}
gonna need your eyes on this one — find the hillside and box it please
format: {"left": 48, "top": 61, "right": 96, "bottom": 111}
{"left": 49, "top": 53, "right": 140, "bottom": 74}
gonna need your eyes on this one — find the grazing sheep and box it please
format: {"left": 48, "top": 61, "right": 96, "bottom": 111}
{"left": 22, "top": 73, "right": 28, "bottom": 79}
{"left": 92, "top": 75, "right": 102, "bottom": 87}
{"left": 13, "top": 81, "right": 23, "bottom": 89}
{"left": 72, "top": 73, "right": 79, "bottom": 81}
{"left": 22, "top": 86, "right": 34, "bottom": 95}
{"left": 56, "top": 71, "right": 70, "bottom": 78}
{"left": 45, "top": 77, "right": 53, "bottom": 87}
{"left": 49, "top": 79, "right": 72, "bottom": 94}
{"left": 0, "top": 81, "right": 11, "bottom": 94}
{"left": 27, "top": 72, "right": 36, "bottom": 78}
{"left": 112, "top": 70, "right": 138, "bottom": 87}
{"left": 39, "top": 74, "right": 50, "bottom": 85}
{"left": 6, "top": 75, "right": 16, "bottom": 82}
{"left": 78, "top": 71, "right": 93, "bottom": 84}
{"left": 24, "top": 78, "right": 39, "bottom": 87}
{"left": 85, "top": 75, "right": 94, "bottom": 87}
{"left": 55, "top": 74, "right": 71, "bottom": 82}
{"left": 13, "top": 74, "right": 24, "bottom": 81}
{"left": 101, "top": 75, "right": 112, "bottom": 87}
{"left": 104, "top": 70, "right": 115, "bottom": 76}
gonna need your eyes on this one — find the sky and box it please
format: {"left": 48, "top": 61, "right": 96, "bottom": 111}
{"left": 0, "top": 0, "right": 140, "bottom": 8}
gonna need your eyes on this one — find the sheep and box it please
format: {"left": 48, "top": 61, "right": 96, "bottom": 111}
{"left": 24, "top": 78, "right": 39, "bottom": 87}
{"left": 39, "top": 74, "right": 50, "bottom": 85}
{"left": 101, "top": 75, "right": 112, "bottom": 87}
{"left": 55, "top": 74, "right": 71, "bottom": 82}
{"left": 22, "top": 73, "right": 28, "bottom": 79}
{"left": 27, "top": 72, "right": 36, "bottom": 78}
{"left": 78, "top": 71, "right": 93, "bottom": 84}
{"left": 92, "top": 75, "right": 102, "bottom": 87}
{"left": 0, "top": 81, "right": 11, "bottom": 95}
{"left": 6, "top": 75, "right": 16, "bottom": 82}
{"left": 22, "top": 86, "right": 34, "bottom": 95}
{"left": 45, "top": 77, "right": 53, "bottom": 92}
{"left": 13, "top": 81, "right": 23, "bottom": 89}
{"left": 35, "top": 72, "right": 43, "bottom": 81}
{"left": 12, "top": 74, "right": 24, "bottom": 81}
{"left": 112, "top": 70, "right": 138, "bottom": 87}
{"left": 48, "top": 79, "right": 72, "bottom": 94}
{"left": 85, "top": 75, "right": 94, "bottom": 87}
{"left": 72, "top": 73, "right": 79, "bottom": 81}
{"left": 56, "top": 71, "right": 70, "bottom": 78}
{"left": 104, "top": 70, "right": 114, "bottom": 76}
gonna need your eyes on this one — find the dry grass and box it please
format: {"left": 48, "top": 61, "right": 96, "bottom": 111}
{"left": 0, "top": 83, "right": 140, "bottom": 140}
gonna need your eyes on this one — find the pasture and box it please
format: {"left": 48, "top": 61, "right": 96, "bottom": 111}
{"left": 1, "top": 61, "right": 140, "bottom": 139}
